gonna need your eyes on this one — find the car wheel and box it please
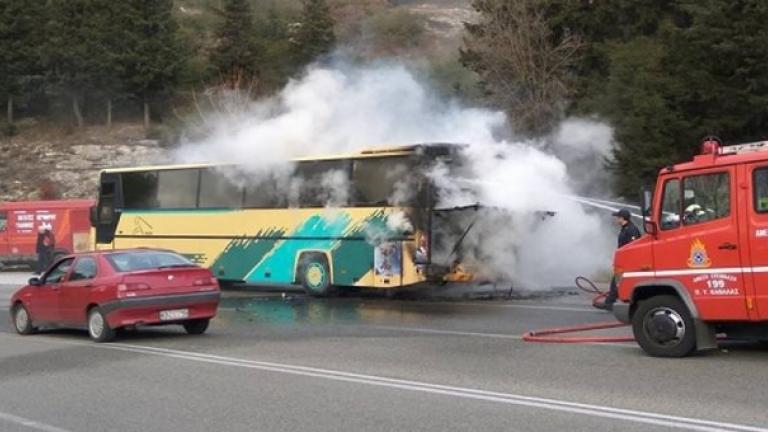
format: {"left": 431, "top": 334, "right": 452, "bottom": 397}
{"left": 12, "top": 303, "right": 36, "bottom": 335}
{"left": 183, "top": 319, "right": 210, "bottom": 335}
{"left": 87, "top": 307, "right": 115, "bottom": 343}
{"left": 632, "top": 295, "right": 696, "bottom": 357}
{"left": 300, "top": 257, "right": 334, "bottom": 297}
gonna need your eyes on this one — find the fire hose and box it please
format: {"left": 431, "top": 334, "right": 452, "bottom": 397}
{"left": 522, "top": 276, "right": 635, "bottom": 344}
{"left": 575, "top": 275, "right": 609, "bottom": 308}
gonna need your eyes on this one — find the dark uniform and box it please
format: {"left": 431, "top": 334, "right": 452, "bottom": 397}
{"left": 602, "top": 209, "right": 641, "bottom": 309}
{"left": 618, "top": 221, "right": 641, "bottom": 248}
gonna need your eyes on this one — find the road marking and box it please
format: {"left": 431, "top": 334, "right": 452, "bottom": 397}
{"left": 0, "top": 411, "right": 72, "bottom": 432}
{"left": 5, "top": 334, "right": 763, "bottom": 432}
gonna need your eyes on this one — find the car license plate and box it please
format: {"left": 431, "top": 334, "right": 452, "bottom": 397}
{"left": 159, "top": 309, "right": 189, "bottom": 321}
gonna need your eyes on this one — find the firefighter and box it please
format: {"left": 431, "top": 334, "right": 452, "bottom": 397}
{"left": 35, "top": 226, "right": 55, "bottom": 274}
{"left": 595, "top": 208, "right": 640, "bottom": 311}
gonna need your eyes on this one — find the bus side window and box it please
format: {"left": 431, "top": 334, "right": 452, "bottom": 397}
{"left": 352, "top": 157, "right": 416, "bottom": 206}
{"left": 244, "top": 170, "right": 288, "bottom": 208}
{"left": 295, "top": 160, "right": 350, "bottom": 207}
{"left": 659, "top": 178, "right": 681, "bottom": 230}
{"left": 0, "top": 211, "right": 6, "bottom": 231}
{"left": 199, "top": 169, "right": 242, "bottom": 208}
{"left": 157, "top": 169, "right": 198, "bottom": 209}
{"left": 753, "top": 167, "right": 768, "bottom": 213}
{"left": 122, "top": 171, "right": 159, "bottom": 209}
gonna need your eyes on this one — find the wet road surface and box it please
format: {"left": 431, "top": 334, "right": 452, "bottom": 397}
{"left": 1, "top": 277, "right": 767, "bottom": 432}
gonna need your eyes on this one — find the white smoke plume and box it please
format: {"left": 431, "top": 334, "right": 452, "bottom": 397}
{"left": 177, "top": 61, "right": 616, "bottom": 288}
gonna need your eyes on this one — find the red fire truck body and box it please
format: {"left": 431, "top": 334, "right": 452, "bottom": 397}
{"left": 614, "top": 140, "right": 768, "bottom": 356}
{"left": 0, "top": 200, "right": 94, "bottom": 269}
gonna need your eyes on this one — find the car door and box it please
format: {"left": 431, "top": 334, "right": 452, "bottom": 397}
{"left": 653, "top": 167, "right": 747, "bottom": 320}
{"left": 59, "top": 256, "right": 99, "bottom": 325}
{"left": 31, "top": 257, "right": 75, "bottom": 323}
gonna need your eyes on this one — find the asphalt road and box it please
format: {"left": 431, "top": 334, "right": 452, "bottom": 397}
{"left": 1, "top": 272, "right": 767, "bottom": 432}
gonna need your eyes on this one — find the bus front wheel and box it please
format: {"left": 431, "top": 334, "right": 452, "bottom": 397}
{"left": 299, "top": 256, "right": 335, "bottom": 297}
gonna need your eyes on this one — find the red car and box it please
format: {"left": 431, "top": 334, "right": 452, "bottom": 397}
{"left": 9, "top": 249, "right": 220, "bottom": 342}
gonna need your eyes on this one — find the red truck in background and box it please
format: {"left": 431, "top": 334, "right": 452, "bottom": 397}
{"left": 0, "top": 200, "right": 94, "bottom": 270}
{"left": 615, "top": 138, "right": 768, "bottom": 357}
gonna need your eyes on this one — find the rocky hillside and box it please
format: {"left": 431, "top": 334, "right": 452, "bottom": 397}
{"left": 0, "top": 124, "right": 167, "bottom": 202}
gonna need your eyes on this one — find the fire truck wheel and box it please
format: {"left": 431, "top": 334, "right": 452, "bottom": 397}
{"left": 632, "top": 295, "right": 696, "bottom": 357}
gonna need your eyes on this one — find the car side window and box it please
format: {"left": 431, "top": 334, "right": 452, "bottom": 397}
{"left": 70, "top": 257, "right": 98, "bottom": 281}
{"left": 681, "top": 172, "right": 730, "bottom": 226}
{"left": 43, "top": 258, "right": 75, "bottom": 284}
{"left": 660, "top": 179, "right": 681, "bottom": 230}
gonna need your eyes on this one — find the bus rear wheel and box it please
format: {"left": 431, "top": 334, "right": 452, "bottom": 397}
{"left": 299, "top": 256, "right": 334, "bottom": 297}
{"left": 632, "top": 295, "right": 696, "bottom": 357}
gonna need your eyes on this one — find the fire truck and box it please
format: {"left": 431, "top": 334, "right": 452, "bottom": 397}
{"left": 0, "top": 200, "right": 94, "bottom": 270}
{"left": 614, "top": 138, "right": 768, "bottom": 356}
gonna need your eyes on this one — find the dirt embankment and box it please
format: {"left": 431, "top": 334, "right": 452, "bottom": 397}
{"left": 0, "top": 123, "right": 168, "bottom": 202}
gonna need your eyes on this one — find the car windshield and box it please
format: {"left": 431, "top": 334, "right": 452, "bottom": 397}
{"left": 105, "top": 251, "right": 195, "bottom": 272}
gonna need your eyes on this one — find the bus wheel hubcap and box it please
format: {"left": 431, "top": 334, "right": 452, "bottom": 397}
{"left": 15, "top": 308, "right": 28, "bottom": 331}
{"left": 90, "top": 313, "right": 104, "bottom": 338}
{"left": 645, "top": 307, "right": 685, "bottom": 345}
{"left": 305, "top": 264, "right": 326, "bottom": 289}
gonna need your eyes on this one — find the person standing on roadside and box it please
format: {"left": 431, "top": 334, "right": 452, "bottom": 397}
{"left": 35, "top": 226, "right": 55, "bottom": 274}
{"left": 595, "top": 209, "right": 641, "bottom": 311}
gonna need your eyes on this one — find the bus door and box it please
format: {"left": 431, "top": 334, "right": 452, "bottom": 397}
{"left": 95, "top": 173, "right": 121, "bottom": 246}
{"left": 744, "top": 162, "right": 768, "bottom": 319}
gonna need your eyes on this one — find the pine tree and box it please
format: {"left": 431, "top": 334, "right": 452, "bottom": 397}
{"left": 210, "top": 0, "right": 260, "bottom": 89}
{"left": 90, "top": 1, "right": 132, "bottom": 128}
{"left": 44, "top": 0, "right": 99, "bottom": 128}
{"left": 0, "top": 0, "right": 45, "bottom": 129}
{"left": 257, "top": 5, "right": 303, "bottom": 91}
{"left": 121, "top": 0, "right": 185, "bottom": 133}
{"left": 557, "top": 0, "right": 768, "bottom": 197}
{"left": 294, "top": 0, "right": 336, "bottom": 65}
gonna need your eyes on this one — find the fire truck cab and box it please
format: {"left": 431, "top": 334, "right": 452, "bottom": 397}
{"left": 614, "top": 138, "right": 768, "bottom": 357}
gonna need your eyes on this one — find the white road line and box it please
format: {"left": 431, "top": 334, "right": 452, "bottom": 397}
{"left": 5, "top": 334, "right": 764, "bottom": 432}
{"left": 0, "top": 411, "right": 72, "bottom": 432}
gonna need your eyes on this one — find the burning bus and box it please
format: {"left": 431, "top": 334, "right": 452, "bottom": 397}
{"left": 90, "top": 143, "right": 537, "bottom": 295}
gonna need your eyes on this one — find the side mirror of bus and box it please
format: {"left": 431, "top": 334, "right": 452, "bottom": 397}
{"left": 89, "top": 206, "right": 97, "bottom": 227}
